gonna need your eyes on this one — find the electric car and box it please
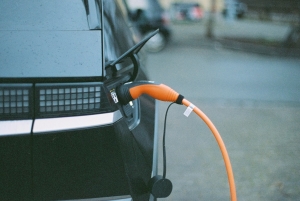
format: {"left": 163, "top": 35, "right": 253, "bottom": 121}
{"left": 0, "top": 0, "right": 158, "bottom": 200}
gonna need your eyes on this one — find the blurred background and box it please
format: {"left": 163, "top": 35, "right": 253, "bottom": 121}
{"left": 125, "top": 0, "right": 300, "bottom": 200}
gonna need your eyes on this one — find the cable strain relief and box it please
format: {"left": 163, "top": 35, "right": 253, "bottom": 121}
{"left": 175, "top": 94, "right": 184, "bottom": 105}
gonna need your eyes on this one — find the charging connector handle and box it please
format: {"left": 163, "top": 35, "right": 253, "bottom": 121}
{"left": 116, "top": 81, "right": 184, "bottom": 105}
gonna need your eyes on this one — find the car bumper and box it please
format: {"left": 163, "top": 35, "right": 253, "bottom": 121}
{"left": 0, "top": 109, "right": 154, "bottom": 201}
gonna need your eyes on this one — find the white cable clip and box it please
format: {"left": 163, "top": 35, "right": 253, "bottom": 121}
{"left": 183, "top": 103, "right": 195, "bottom": 117}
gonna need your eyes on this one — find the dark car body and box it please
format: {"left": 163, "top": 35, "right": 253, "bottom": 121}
{"left": 0, "top": 0, "right": 157, "bottom": 200}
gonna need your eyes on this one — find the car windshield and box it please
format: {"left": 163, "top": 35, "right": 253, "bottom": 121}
{"left": 0, "top": 0, "right": 103, "bottom": 79}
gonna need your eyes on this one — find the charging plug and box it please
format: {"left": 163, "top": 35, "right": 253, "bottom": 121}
{"left": 116, "top": 81, "right": 184, "bottom": 105}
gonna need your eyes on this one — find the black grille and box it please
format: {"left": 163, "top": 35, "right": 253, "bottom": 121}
{"left": 35, "top": 83, "right": 111, "bottom": 118}
{"left": 0, "top": 84, "right": 33, "bottom": 120}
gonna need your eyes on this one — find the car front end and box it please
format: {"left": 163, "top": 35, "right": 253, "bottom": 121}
{"left": 0, "top": 0, "right": 157, "bottom": 200}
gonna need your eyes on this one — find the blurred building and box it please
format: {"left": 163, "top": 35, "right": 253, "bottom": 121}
{"left": 159, "top": 0, "right": 300, "bottom": 23}
{"left": 159, "top": 0, "right": 225, "bottom": 12}
{"left": 240, "top": 0, "right": 300, "bottom": 22}
{"left": 239, "top": 0, "right": 300, "bottom": 14}
{"left": 159, "top": 0, "right": 300, "bottom": 12}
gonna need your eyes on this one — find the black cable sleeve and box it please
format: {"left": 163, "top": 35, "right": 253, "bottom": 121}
{"left": 175, "top": 94, "right": 184, "bottom": 105}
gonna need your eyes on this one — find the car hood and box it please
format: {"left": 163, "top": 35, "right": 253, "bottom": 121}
{"left": 0, "top": 30, "right": 103, "bottom": 79}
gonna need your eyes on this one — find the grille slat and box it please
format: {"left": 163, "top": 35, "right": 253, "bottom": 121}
{"left": 36, "top": 83, "right": 111, "bottom": 118}
{"left": 0, "top": 84, "right": 33, "bottom": 120}
{"left": 0, "top": 82, "right": 113, "bottom": 120}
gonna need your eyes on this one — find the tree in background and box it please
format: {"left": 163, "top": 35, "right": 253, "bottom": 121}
{"left": 206, "top": 0, "right": 217, "bottom": 38}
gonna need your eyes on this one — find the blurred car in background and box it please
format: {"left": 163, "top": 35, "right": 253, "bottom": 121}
{"left": 124, "top": 0, "right": 172, "bottom": 52}
{"left": 170, "top": 2, "right": 204, "bottom": 21}
{"left": 222, "top": 0, "right": 247, "bottom": 19}
{"left": 0, "top": 0, "right": 157, "bottom": 200}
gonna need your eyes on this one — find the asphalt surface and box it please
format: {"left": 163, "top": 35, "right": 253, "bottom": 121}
{"left": 145, "top": 19, "right": 300, "bottom": 201}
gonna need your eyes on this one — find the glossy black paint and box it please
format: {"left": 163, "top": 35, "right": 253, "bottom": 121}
{"left": 32, "top": 125, "right": 130, "bottom": 200}
{"left": 0, "top": 135, "right": 32, "bottom": 200}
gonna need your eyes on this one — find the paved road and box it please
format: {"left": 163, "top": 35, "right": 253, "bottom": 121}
{"left": 145, "top": 22, "right": 300, "bottom": 201}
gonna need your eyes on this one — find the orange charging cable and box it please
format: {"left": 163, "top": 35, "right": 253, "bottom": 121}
{"left": 116, "top": 81, "right": 237, "bottom": 201}
{"left": 182, "top": 98, "right": 237, "bottom": 201}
